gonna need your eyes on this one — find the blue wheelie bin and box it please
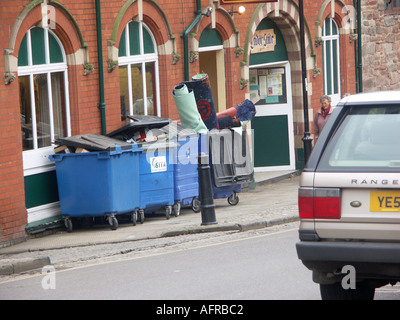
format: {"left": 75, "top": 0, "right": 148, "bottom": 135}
{"left": 49, "top": 142, "right": 142, "bottom": 232}
{"left": 107, "top": 116, "right": 178, "bottom": 222}
{"left": 136, "top": 140, "right": 176, "bottom": 222}
{"left": 160, "top": 123, "right": 200, "bottom": 216}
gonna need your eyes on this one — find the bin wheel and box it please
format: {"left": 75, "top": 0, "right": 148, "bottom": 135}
{"left": 138, "top": 209, "right": 145, "bottom": 224}
{"left": 192, "top": 198, "right": 201, "bottom": 213}
{"left": 108, "top": 216, "right": 118, "bottom": 230}
{"left": 132, "top": 211, "right": 137, "bottom": 226}
{"left": 64, "top": 218, "right": 73, "bottom": 233}
{"left": 228, "top": 192, "right": 239, "bottom": 206}
{"left": 87, "top": 217, "right": 95, "bottom": 228}
{"left": 173, "top": 202, "right": 181, "bottom": 217}
{"left": 166, "top": 206, "right": 172, "bottom": 220}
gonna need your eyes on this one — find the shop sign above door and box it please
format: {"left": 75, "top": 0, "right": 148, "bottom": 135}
{"left": 220, "top": 0, "right": 277, "bottom": 3}
{"left": 250, "top": 29, "right": 276, "bottom": 54}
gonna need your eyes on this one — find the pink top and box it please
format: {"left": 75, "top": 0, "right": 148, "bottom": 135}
{"left": 314, "top": 107, "right": 333, "bottom": 139}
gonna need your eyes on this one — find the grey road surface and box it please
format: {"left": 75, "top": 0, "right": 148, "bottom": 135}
{"left": 1, "top": 223, "right": 398, "bottom": 301}
{"left": 0, "top": 224, "right": 320, "bottom": 300}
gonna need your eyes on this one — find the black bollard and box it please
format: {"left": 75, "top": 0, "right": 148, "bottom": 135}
{"left": 197, "top": 152, "right": 217, "bottom": 225}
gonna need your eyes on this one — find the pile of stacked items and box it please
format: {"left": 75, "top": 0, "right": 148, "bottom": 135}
{"left": 172, "top": 73, "right": 255, "bottom": 205}
{"left": 172, "top": 73, "right": 256, "bottom": 133}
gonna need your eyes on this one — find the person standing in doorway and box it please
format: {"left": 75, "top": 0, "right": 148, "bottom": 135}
{"left": 314, "top": 95, "right": 333, "bottom": 141}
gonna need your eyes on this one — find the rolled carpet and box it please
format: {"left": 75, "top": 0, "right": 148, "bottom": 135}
{"left": 216, "top": 99, "right": 256, "bottom": 122}
{"left": 172, "top": 83, "right": 208, "bottom": 134}
{"left": 184, "top": 73, "right": 219, "bottom": 130}
{"left": 235, "top": 99, "right": 256, "bottom": 121}
{"left": 218, "top": 116, "right": 241, "bottom": 129}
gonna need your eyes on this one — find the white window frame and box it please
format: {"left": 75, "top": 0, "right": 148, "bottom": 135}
{"left": 322, "top": 18, "right": 341, "bottom": 106}
{"left": 118, "top": 21, "right": 161, "bottom": 117}
{"left": 18, "top": 27, "right": 70, "bottom": 175}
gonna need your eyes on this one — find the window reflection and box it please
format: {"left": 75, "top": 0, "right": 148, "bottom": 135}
{"left": 19, "top": 72, "right": 66, "bottom": 150}
{"left": 118, "top": 21, "right": 158, "bottom": 119}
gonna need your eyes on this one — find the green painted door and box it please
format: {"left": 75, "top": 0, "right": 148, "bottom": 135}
{"left": 249, "top": 19, "right": 295, "bottom": 171}
{"left": 252, "top": 115, "right": 290, "bottom": 167}
{"left": 249, "top": 62, "right": 295, "bottom": 170}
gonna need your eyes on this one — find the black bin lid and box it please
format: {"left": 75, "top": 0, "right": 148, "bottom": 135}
{"left": 107, "top": 115, "right": 171, "bottom": 140}
{"left": 55, "top": 134, "right": 133, "bottom": 151}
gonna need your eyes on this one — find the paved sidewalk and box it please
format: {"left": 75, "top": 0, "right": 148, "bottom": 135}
{"left": 0, "top": 170, "right": 300, "bottom": 275}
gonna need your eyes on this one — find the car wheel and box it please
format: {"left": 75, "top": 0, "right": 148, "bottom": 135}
{"left": 320, "top": 282, "right": 375, "bottom": 300}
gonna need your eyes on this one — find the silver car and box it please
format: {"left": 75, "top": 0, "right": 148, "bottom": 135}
{"left": 296, "top": 91, "right": 400, "bottom": 300}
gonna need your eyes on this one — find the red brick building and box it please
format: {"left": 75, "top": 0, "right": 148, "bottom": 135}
{"left": 0, "top": 0, "right": 357, "bottom": 246}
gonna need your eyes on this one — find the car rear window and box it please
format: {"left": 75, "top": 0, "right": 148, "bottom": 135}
{"left": 317, "top": 105, "right": 400, "bottom": 172}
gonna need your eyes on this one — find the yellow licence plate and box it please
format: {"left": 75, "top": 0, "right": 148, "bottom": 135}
{"left": 370, "top": 191, "right": 400, "bottom": 212}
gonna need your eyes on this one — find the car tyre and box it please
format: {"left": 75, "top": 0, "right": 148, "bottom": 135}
{"left": 320, "top": 282, "right": 375, "bottom": 300}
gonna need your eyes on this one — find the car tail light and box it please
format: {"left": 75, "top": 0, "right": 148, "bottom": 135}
{"left": 298, "top": 187, "right": 341, "bottom": 220}
{"left": 298, "top": 187, "right": 314, "bottom": 219}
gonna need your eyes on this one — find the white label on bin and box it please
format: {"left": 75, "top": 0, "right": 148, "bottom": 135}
{"left": 150, "top": 156, "right": 167, "bottom": 173}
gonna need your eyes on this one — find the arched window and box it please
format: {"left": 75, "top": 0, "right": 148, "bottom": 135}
{"left": 118, "top": 21, "right": 160, "bottom": 119}
{"left": 18, "top": 27, "right": 70, "bottom": 169}
{"left": 322, "top": 18, "right": 341, "bottom": 105}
